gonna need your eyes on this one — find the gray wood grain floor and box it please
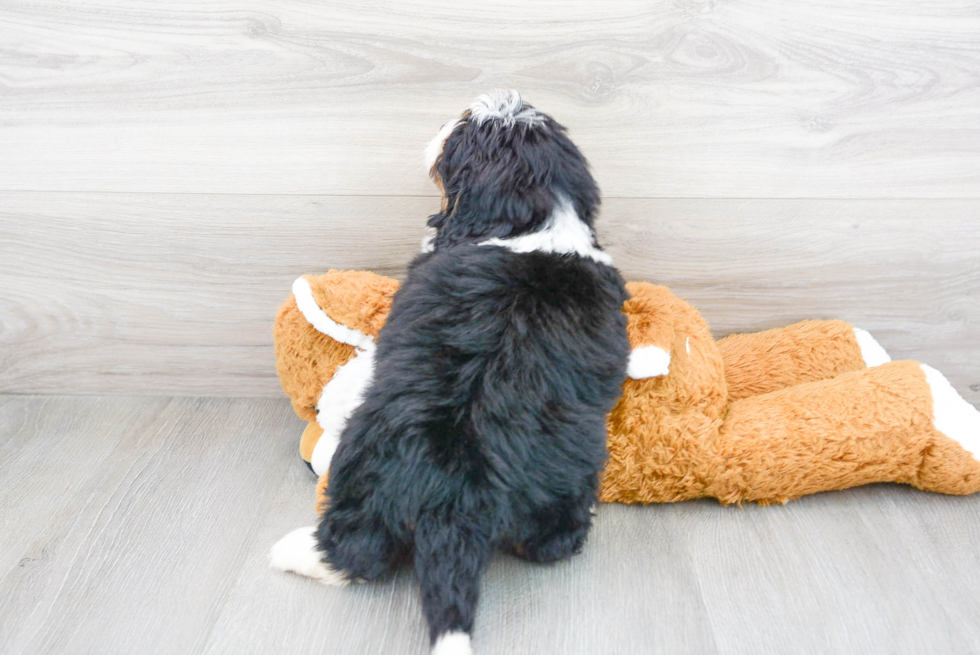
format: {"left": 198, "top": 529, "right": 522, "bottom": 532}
{"left": 3, "top": 394, "right": 980, "bottom": 655}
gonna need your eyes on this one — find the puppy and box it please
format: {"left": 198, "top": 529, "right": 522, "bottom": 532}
{"left": 271, "top": 90, "right": 630, "bottom": 655}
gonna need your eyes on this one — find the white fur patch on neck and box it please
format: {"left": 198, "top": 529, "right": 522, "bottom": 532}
{"left": 477, "top": 196, "right": 612, "bottom": 264}
{"left": 627, "top": 345, "right": 671, "bottom": 379}
{"left": 312, "top": 345, "right": 375, "bottom": 476}
{"left": 921, "top": 364, "right": 980, "bottom": 460}
{"left": 421, "top": 226, "right": 437, "bottom": 253}
{"left": 468, "top": 89, "right": 543, "bottom": 127}
{"left": 292, "top": 277, "right": 375, "bottom": 350}
{"left": 425, "top": 118, "right": 460, "bottom": 174}
{"left": 431, "top": 631, "right": 472, "bottom": 655}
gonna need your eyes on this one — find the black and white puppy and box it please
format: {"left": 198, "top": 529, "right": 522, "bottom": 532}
{"left": 270, "top": 91, "right": 630, "bottom": 655}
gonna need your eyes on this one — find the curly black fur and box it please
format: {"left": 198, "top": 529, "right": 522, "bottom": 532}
{"left": 428, "top": 101, "right": 601, "bottom": 250}
{"left": 315, "top": 92, "right": 629, "bottom": 651}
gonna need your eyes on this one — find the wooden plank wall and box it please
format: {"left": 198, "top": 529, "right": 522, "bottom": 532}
{"left": 1, "top": 0, "right": 978, "bottom": 401}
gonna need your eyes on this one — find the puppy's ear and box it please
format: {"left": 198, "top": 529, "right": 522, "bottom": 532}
{"left": 430, "top": 119, "right": 554, "bottom": 236}
{"left": 429, "top": 100, "right": 600, "bottom": 246}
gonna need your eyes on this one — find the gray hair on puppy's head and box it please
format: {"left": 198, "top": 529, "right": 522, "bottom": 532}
{"left": 466, "top": 89, "right": 545, "bottom": 127}
{"left": 424, "top": 90, "right": 546, "bottom": 175}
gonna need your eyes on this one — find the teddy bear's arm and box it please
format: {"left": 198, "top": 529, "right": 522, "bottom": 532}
{"left": 622, "top": 282, "right": 679, "bottom": 379}
{"left": 274, "top": 295, "right": 354, "bottom": 423}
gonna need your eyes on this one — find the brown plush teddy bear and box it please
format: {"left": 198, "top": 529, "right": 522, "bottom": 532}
{"left": 275, "top": 271, "right": 980, "bottom": 511}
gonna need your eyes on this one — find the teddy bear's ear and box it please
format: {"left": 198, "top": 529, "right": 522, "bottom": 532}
{"left": 294, "top": 271, "right": 400, "bottom": 343}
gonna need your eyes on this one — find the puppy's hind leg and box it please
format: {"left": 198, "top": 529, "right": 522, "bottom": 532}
{"left": 270, "top": 505, "right": 406, "bottom": 585}
{"left": 512, "top": 488, "right": 595, "bottom": 564}
{"left": 317, "top": 503, "right": 408, "bottom": 583}
{"left": 268, "top": 525, "right": 349, "bottom": 586}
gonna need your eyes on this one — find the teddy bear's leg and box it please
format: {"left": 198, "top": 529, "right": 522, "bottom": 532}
{"left": 300, "top": 421, "right": 323, "bottom": 472}
{"left": 706, "top": 360, "right": 980, "bottom": 505}
{"left": 916, "top": 365, "right": 980, "bottom": 494}
{"left": 717, "top": 319, "right": 891, "bottom": 401}
{"left": 315, "top": 472, "right": 330, "bottom": 514}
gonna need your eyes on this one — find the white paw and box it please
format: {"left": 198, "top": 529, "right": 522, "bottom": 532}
{"left": 853, "top": 328, "right": 891, "bottom": 368}
{"left": 922, "top": 364, "right": 980, "bottom": 461}
{"left": 432, "top": 631, "right": 472, "bottom": 655}
{"left": 269, "top": 526, "right": 349, "bottom": 586}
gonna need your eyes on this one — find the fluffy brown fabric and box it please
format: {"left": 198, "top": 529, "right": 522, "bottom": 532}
{"left": 315, "top": 472, "right": 331, "bottom": 516}
{"left": 718, "top": 319, "right": 866, "bottom": 402}
{"left": 273, "top": 271, "right": 398, "bottom": 423}
{"left": 707, "top": 361, "right": 980, "bottom": 504}
{"left": 272, "top": 271, "right": 980, "bottom": 509}
{"left": 274, "top": 294, "right": 355, "bottom": 423}
{"left": 303, "top": 270, "right": 400, "bottom": 339}
{"left": 603, "top": 283, "right": 728, "bottom": 503}
{"left": 300, "top": 422, "right": 323, "bottom": 464}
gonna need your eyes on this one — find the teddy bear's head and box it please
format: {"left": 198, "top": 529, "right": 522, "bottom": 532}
{"left": 273, "top": 270, "right": 400, "bottom": 475}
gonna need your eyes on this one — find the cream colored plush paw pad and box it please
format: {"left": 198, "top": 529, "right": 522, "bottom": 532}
{"left": 922, "top": 364, "right": 980, "bottom": 460}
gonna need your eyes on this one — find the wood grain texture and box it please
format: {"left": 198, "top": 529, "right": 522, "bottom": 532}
{"left": 677, "top": 487, "right": 980, "bottom": 654}
{"left": 2, "top": 0, "right": 980, "bottom": 196}
{"left": 0, "top": 192, "right": 436, "bottom": 397}
{"left": 2, "top": 394, "right": 980, "bottom": 655}
{"left": 2, "top": 192, "right": 978, "bottom": 403}
{"left": 0, "top": 395, "right": 297, "bottom": 655}
{"left": 603, "top": 199, "right": 980, "bottom": 406}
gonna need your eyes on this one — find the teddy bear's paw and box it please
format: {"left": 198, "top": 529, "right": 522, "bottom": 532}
{"left": 269, "top": 526, "right": 349, "bottom": 586}
{"left": 627, "top": 345, "right": 671, "bottom": 379}
{"left": 853, "top": 328, "right": 891, "bottom": 368}
{"left": 922, "top": 365, "right": 980, "bottom": 462}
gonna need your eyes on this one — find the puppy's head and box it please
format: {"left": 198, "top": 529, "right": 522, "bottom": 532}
{"left": 424, "top": 90, "right": 599, "bottom": 248}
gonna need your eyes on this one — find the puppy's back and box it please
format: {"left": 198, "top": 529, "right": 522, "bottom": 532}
{"left": 362, "top": 245, "right": 629, "bottom": 511}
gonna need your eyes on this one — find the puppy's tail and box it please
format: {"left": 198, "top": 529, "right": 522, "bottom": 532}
{"left": 415, "top": 508, "right": 494, "bottom": 655}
